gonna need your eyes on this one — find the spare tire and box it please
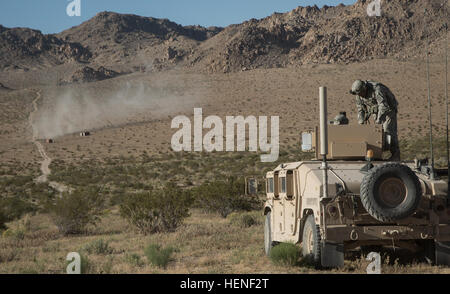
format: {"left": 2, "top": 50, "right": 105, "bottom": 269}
{"left": 360, "top": 163, "right": 422, "bottom": 222}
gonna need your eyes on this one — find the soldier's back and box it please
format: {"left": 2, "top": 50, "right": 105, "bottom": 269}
{"left": 367, "top": 81, "right": 398, "bottom": 110}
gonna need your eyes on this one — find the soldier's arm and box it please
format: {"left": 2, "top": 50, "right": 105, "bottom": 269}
{"left": 374, "top": 87, "right": 391, "bottom": 123}
{"left": 355, "top": 96, "right": 366, "bottom": 124}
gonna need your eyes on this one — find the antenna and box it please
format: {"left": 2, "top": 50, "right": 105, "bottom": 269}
{"left": 446, "top": 19, "right": 449, "bottom": 204}
{"left": 319, "top": 86, "right": 329, "bottom": 200}
{"left": 425, "top": 8, "right": 436, "bottom": 180}
{"left": 442, "top": 0, "right": 449, "bottom": 203}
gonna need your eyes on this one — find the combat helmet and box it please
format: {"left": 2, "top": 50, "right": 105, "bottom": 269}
{"left": 349, "top": 80, "right": 366, "bottom": 95}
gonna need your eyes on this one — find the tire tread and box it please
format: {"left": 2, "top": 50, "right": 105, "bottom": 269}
{"left": 360, "top": 163, "right": 421, "bottom": 222}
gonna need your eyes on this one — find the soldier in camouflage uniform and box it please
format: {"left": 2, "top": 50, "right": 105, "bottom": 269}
{"left": 331, "top": 111, "right": 349, "bottom": 125}
{"left": 350, "top": 80, "right": 400, "bottom": 161}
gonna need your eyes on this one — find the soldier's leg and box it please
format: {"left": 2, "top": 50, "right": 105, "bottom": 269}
{"left": 392, "top": 117, "right": 400, "bottom": 160}
{"left": 383, "top": 112, "right": 400, "bottom": 161}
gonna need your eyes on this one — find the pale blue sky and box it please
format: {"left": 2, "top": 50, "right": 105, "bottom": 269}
{"left": 0, "top": 0, "right": 356, "bottom": 34}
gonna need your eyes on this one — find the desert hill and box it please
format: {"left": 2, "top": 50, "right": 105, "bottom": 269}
{"left": 0, "top": 25, "right": 91, "bottom": 71}
{"left": 58, "top": 11, "right": 222, "bottom": 47}
{"left": 193, "top": 0, "right": 448, "bottom": 72}
{"left": 56, "top": 11, "right": 222, "bottom": 67}
{"left": 0, "top": 0, "right": 447, "bottom": 78}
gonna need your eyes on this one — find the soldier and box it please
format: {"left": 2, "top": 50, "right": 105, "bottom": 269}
{"left": 331, "top": 111, "right": 349, "bottom": 125}
{"left": 349, "top": 80, "right": 400, "bottom": 161}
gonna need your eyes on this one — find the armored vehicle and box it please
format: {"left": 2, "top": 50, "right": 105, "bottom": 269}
{"left": 264, "top": 87, "right": 450, "bottom": 268}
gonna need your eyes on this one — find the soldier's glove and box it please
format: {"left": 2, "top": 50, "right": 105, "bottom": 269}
{"left": 375, "top": 118, "right": 382, "bottom": 124}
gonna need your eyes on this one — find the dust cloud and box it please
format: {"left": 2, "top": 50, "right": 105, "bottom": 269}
{"left": 32, "top": 81, "right": 198, "bottom": 139}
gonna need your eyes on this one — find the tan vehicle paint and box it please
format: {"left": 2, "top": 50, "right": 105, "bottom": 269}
{"left": 263, "top": 90, "right": 450, "bottom": 268}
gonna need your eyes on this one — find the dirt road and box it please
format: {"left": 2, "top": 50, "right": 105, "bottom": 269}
{"left": 29, "top": 90, "right": 69, "bottom": 193}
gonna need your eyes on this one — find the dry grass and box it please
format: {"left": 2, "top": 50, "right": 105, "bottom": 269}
{"left": 1, "top": 209, "right": 449, "bottom": 274}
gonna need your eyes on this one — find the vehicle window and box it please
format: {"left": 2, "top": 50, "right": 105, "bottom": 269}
{"left": 268, "top": 178, "right": 274, "bottom": 193}
{"left": 280, "top": 177, "right": 286, "bottom": 193}
{"left": 287, "top": 171, "right": 294, "bottom": 197}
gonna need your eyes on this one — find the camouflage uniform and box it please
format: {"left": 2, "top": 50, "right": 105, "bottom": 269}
{"left": 353, "top": 80, "right": 400, "bottom": 161}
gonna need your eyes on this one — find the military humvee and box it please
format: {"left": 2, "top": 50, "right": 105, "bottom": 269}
{"left": 263, "top": 87, "right": 450, "bottom": 268}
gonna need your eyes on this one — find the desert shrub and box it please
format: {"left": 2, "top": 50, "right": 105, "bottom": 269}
{"left": 120, "top": 183, "right": 192, "bottom": 234}
{"left": 80, "top": 254, "right": 93, "bottom": 274}
{"left": 82, "top": 239, "right": 113, "bottom": 255}
{"left": 47, "top": 188, "right": 105, "bottom": 235}
{"left": 125, "top": 253, "right": 144, "bottom": 267}
{"left": 144, "top": 243, "right": 175, "bottom": 269}
{"left": 269, "top": 243, "right": 301, "bottom": 266}
{"left": 0, "top": 197, "right": 35, "bottom": 230}
{"left": 99, "top": 256, "right": 114, "bottom": 274}
{"left": 0, "top": 209, "right": 7, "bottom": 231}
{"left": 3, "top": 214, "right": 32, "bottom": 239}
{"left": 193, "top": 177, "right": 261, "bottom": 218}
{"left": 228, "top": 211, "right": 262, "bottom": 228}
{"left": 0, "top": 248, "right": 21, "bottom": 263}
{"left": 2, "top": 227, "right": 26, "bottom": 240}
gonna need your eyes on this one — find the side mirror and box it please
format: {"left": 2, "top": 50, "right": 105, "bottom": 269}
{"left": 301, "top": 132, "right": 313, "bottom": 152}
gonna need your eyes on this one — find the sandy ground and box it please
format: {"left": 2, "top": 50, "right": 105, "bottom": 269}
{"left": 0, "top": 57, "right": 448, "bottom": 170}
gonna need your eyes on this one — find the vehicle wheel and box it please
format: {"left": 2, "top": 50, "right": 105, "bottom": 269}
{"left": 302, "top": 215, "right": 321, "bottom": 266}
{"left": 360, "top": 163, "right": 422, "bottom": 222}
{"left": 264, "top": 211, "right": 274, "bottom": 255}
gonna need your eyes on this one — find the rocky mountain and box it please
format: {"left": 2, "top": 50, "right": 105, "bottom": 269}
{"left": 59, "top": 65, "right": 121, "bottom": 84}
{"left": 194, "top": 0, "right": 448, "bottom": 72}
{"left": 0, "top": 25, "right": 91, "bottom": 70}
{"left": 58, "top": 11, "right": 222, "bottom": 46}
{"left": 0, "top": 0, "right": 447, "bottom": 77}
{"left": 56, "top": 11, "right": 222, "bottom": 66}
